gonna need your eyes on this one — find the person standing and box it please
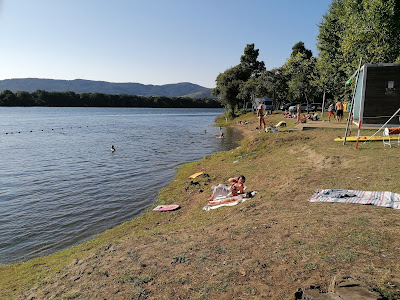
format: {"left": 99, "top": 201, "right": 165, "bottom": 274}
{"left": 256, "top": 104, "right": 266, "bottom": 131}
{"left": 296, "top": 104, "right": 301, "bottom": 123}
{"left": 328, "top": 103, "right": 335, "bottom": 122}
{"left": 335, "top": 100, "right": 344, "bottom": 122}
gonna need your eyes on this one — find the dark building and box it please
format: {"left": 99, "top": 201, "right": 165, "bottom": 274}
{"left": 353, "top": 63, "right": 400, "bottom": 126}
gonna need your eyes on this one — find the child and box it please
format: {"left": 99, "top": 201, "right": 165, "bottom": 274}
{"left": 328, "top": 103, "right": 334, "bottom": 122}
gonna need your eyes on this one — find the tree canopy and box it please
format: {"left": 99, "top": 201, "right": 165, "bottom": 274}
{"left": 317, "top": 0, "right": 400, "bottom": 99}
{"left": 212, "top": 44, "right": 266, "bottom": 117}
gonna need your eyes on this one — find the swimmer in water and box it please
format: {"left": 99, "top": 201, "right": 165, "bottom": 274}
{"left": 111, "top": 145, "right": 115, "bottom": 152}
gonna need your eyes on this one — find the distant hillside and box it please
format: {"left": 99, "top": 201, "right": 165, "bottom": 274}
{"left": 0, "top": 78, "right": 213, "bottom": 98}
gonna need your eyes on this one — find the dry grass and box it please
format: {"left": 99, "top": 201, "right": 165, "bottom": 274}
{"left": 1, "top": 111, "right": 399, "bottom": 299}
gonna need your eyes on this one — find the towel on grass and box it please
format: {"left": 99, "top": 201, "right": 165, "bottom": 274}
{"left": 203, "top": 191, "right": 257, "bottom": 211}
{"left": 308, "top": 189, "right": 400, "bottom": 209}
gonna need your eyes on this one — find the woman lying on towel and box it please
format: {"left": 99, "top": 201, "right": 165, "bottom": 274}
{"left": 207, "top": 175, "right": 246, "bottom": 201}
{"left": 206, "top": 191, "right": 254, "bottom": 207}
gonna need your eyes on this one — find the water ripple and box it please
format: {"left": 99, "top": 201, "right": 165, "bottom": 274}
{"left": 0, "top": 107, "right": 238, "bottom": 264}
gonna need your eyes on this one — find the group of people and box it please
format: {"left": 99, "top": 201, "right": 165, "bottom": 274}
{"left": 283, "top": 110, "right": 296, "bottom": 119}
{"left": 281, "top": 101, "right": 345, "bottom": 123}
{"left": 328, "top": 100, "right": 344, "bottom": 122}
{"left": 237, "top": 120, "right": 249, "bottom": 125}
{"left": 283, "top": 109, "right": 318, "bottom": 122}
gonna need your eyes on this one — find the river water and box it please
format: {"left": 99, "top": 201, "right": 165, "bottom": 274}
{"left": 0, "top": 107, "right": 238, "bottom": 264}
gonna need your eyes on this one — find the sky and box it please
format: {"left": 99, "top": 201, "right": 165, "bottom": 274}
{"left": 0, "top": 0, "right": 332, "bottom": 88}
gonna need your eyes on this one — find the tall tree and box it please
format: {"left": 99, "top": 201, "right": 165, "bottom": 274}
{"left": 240, "top": 44, "right": 266, "bottom": 78}
{"left": 283, "top": 42, "right": 318, "bottom": 106}
{"left": 212, "top": 65, "right": 248, "bottom": 118}
{"left": 291, "top": 41, "right": 313, "bottom": 59}
{"left": 212, "top": 44, "right": 265, "bottom": 117}
{"left": 317, "top": 0, "right": 400, "bottom": 100}
{"left": 258, "top": 67, "right": 289, "bottom": 108}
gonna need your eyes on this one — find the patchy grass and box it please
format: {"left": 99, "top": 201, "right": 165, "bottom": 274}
{"left": 0, "top": 111, "right": 399, "bottom": 299}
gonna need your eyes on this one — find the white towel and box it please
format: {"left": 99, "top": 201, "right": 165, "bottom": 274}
{"left": 203, "top": 191, "right": 258, "bottom": 211}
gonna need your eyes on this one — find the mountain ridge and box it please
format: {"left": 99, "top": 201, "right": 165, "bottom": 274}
{"left": 0, "top": 78, "right": 213, "bottom": 98}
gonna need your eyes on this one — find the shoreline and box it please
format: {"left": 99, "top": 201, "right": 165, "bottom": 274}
{"left": 1, "top": 112, "right": 399, "bottom": 299}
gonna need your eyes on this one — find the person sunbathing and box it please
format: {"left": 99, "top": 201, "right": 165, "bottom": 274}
{"left": 206, "top": 191, "right": 253, "bottom": 207}
{"left": 207, "top": 175, "right": 246, "bottom": 201}
{"left": 310, "top": 113, "right": 319, "bottom": 121}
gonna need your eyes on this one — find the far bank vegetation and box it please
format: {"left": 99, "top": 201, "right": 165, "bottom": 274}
{"left": 0, "top": 90, "right": 221, "bottom": 108}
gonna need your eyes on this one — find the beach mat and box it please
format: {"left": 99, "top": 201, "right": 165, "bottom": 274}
{"left": 188, "top": 172, "right": 203, "bottom": 179}
{"left": 334, "top": 136, "right": 400, "bottom": 142}
{"left": 153, "top": 204, "right": 180, "bottom": 211}
{"left": 308, "top": 189, "right": 400, "bottom": 209}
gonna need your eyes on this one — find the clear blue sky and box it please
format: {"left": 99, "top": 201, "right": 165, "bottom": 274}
{"left": 0, "top": 0, "right": 332, "bottom": 88}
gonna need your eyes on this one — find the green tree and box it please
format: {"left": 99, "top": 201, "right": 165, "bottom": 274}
{"left": 0, "top": 90, "right": 16, "bottom": 106}
{"left": 291, "top": 41, "right": 313, "bottom": 59}
{"left": 340, "top": 0, "right": 400, "bottom": 68}
{"left": 317, "top": 0, "right": 400, "bottom": 99}
{"left": 212, "top": 44, "right": 265, "bottom": 117}
{"left": 212, "top": 65, "right": 247, "bottom": 118}
{"left": 240, "top": 44, "right": 266, "bottom": 78}
{"left": 283, "top": 43, "right": 318, "bottom": 108}
{"left": 316, "top": 0, "right": 348, "bottom": 99}
{"left": 258, "top": 67, "right": 289, "bottom": 108}
{"left": 32, "top": 90, "right": 49, "bottom": 106}
{"left": 15, "top": 91, "right": 34, "bottom": 106}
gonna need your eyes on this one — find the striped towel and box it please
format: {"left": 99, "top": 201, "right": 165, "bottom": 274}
{"left": 308, "top": 189, "right": 400, "bottom": 209}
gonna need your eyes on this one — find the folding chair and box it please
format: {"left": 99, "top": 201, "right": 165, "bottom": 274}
{"left": 383, "top": 128, "right": 391, "bottom": 147}
{"left": 383, "top": 127, "right": 400, "bottom": 147}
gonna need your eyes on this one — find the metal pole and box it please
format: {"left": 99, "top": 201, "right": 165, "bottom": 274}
{"left": 355, "top": 121, "right": 362, "bottom": 149}
{"left": 343, "top": 57, "right": 363, "bottom": 145}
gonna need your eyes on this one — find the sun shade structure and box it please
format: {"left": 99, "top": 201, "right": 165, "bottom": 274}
{"left": 353, "top": 63, "right": 400, "bottom": 126}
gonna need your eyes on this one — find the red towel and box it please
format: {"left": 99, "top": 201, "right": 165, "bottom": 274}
{"left": 389, "top": 127, "right": 400, "bottom": 135}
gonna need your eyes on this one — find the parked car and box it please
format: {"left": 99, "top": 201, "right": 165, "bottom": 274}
{"left": 280, "top": 102, "right": 300, "bottom": 111}
{"left": 310, "top": 103, "right": 322, "bottom": 111}
{"left": 288, "top": 103, "right": 316, "bottom": 113}
{"left": 301, "top": 103, "right": 316, "bottom": 112}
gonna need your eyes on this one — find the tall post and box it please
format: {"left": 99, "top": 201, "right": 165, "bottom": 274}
{"left": 343, "top": 57, "right": 362, "bottom": 145}
{"left": 321, "top": 86, "right": 326, "bottom": 117}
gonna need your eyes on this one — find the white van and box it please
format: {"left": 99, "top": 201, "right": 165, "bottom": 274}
{"left": 254, "top": 98, "right": 274, "bottom": 112}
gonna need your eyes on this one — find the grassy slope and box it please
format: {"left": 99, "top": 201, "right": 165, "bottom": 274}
{"left": 1, "top": 112, "right": 399, "bottom": 299}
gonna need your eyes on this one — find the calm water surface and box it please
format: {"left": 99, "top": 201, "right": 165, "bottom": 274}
{"left": 0, "top": 107, "right": 239, "bottom": 264}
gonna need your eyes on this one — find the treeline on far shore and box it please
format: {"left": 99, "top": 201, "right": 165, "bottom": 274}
{"left": 0, "top": 90, "right": 222, "bottom": 108}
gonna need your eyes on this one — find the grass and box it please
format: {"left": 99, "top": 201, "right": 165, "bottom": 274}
{"left": 1, "top": 111, "right": 399, "bottom": 299}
